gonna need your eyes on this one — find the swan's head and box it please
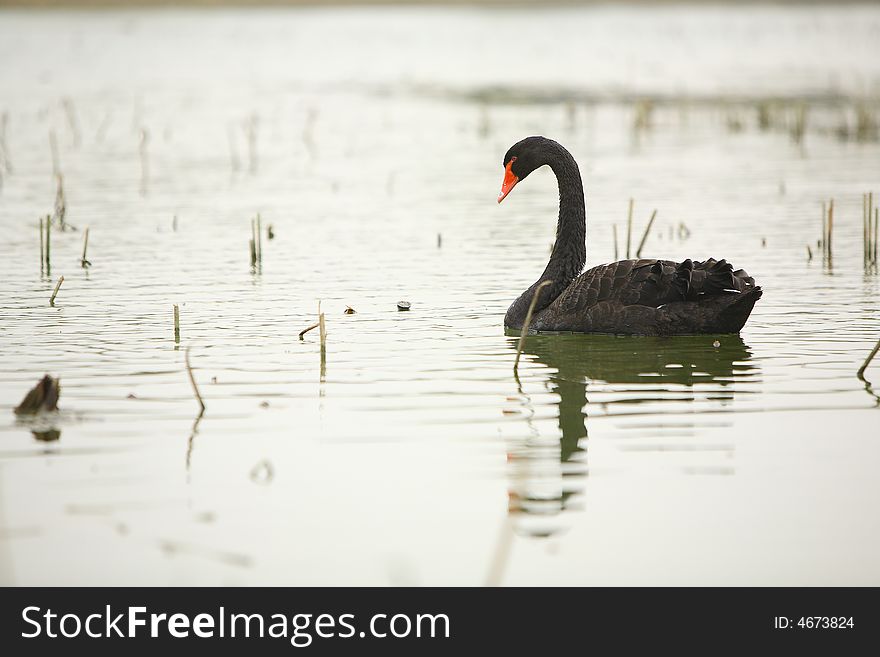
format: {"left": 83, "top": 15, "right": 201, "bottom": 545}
{"left": 497, "top": 136, "right": 550, "bottom": 203}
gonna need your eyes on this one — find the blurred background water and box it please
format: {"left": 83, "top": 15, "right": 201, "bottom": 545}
{"left": 0, "top": 3, "right": 879, "bottom": 585}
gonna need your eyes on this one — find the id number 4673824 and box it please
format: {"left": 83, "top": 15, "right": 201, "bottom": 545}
{"left": 774, "top": 617, "right": 854, "bottom": 630}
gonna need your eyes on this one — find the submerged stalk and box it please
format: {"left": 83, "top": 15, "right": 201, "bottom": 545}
{"left": 513, "top": 280, "right": 553, "bottom": 373}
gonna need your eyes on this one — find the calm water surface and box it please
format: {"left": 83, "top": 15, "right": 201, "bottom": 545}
{"left": 0, "top": 5, "right": 879, "bottom": 585}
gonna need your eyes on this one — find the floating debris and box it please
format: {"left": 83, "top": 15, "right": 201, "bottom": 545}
{"left": 250, "top": 459, "right": 274, "bottom": 485}
{"left": 267, "top": 224, "right": 275, "bottom": 240}
{"left": 713, "top": 340, "right": 721, "bottom": 348}
{"left": 397, "top": 301, "right": 411, "bottom": 311}
{"left": 259, "top": 401, "right": 269, "bottom": 408}
{"left": 14, "top": 374, "right": 60, "bottom": 415}
{"left": 33, "top": 428, "right": 61, "bottom": 442}
{"left": 344, "top": 306, "right": 356, "bottom": 314}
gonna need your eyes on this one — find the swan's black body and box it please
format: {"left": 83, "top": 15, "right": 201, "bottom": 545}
{"left": 500, "top": 137, "right": 761, "bottom": 336}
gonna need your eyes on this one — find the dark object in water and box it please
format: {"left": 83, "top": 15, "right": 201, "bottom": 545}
{"left": 267, "top": 224, "right": 275, "bottom": 240}
{"left": 14, "top": 375, "right": 60, "bottom": 415}
{"left": 497, "top": 136, "right": 762, "bottom": 335}
{"left": 397, "top": 301, "right": 411, "bottom": 311}
{"left": 344, "top": 306, "right": 356, "bottom": 314}
{"left": 32, "top": 428, "right": 61, "bottom": 442}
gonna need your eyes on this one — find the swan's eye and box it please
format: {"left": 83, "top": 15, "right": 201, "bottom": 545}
{"left": 509, "top": 156, "right": 517, "bottom": 165}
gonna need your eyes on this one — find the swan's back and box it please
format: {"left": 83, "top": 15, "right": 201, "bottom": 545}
{"left": 521, "top": 257, "right": 762, "bottom": 335}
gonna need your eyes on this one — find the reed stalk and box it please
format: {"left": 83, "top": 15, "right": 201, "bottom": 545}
{"left": 185, "top": 346, "right": 206, "bottom": 414}
{"left": 513, "top": 280, "right": 553, "bottom": 373}
{"left": 49, "top": 276, "right": 63, "bottom": 306}
{"left": 256, "top": 214, "right": 262, "bottom": 265}
{"left": 635, "top": 209, "right": 658, "bottom": 259}
{"left": 857, "top": 338, "right": 880, "bottom": 381}
{"left": 613, "top": 224, "right": 618, "bottom": 261}
{"left": 39, "top": 217, "right": 44, "bottom": 273}
{"left": 49, "top": 129, "right": 59, "bottom": 177}
{"left": 298, "top": 322, "right": 319, "bottom": 340}
{"left": 625, "top": 198, "right": 633, "bottom": 259}
{"left": 826, "top": 199, "right": 834, "bottom": 259}
{"left": 173, "top": 304, "right": 180, "bottom": 344}
{"left": 80, "top": 227, "right": 90, "bottom": 268}
{"left": 864, "top": 193, "right": 869, "bottom": 265}
{"left": 45, "top": 214, "right": 51, "bottom": 275}
{"left": 871, "top": 208, "right": 880, "bottom": 265}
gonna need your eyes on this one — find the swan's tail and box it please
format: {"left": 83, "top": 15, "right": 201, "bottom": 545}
{"left": 713, "top": 286, "right": 763, "bottom": 333}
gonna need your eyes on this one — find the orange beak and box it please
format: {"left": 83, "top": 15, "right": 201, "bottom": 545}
{"left": 497, "top": 160, "right": 519, "bottom": 203}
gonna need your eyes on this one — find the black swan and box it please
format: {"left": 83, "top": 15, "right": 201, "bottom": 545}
{"left": 498, "top": 136, "right": 762, "bottom": 335}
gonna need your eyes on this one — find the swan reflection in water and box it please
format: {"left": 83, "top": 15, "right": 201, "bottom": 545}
{"left": 504, "top": 333, "right": 758, "bottom": 539}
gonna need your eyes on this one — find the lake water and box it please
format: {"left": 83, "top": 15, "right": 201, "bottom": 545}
{"left": 0, "top": 4, "right": 879, "bottom": 585}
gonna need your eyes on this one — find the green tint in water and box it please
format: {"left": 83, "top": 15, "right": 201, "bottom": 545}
{"left": 0, "top": 6, "right": 879, "bottom": 585}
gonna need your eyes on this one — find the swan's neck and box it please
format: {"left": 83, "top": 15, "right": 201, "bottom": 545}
{"left": 505, "top": 145, "right": 586, "bottom": 329}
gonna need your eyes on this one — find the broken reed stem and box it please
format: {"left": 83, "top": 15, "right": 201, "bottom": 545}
{"left": 635, "top": 209, "right": 658, "bottom": 259}
{"left": 39, "top": 217, "right": 44, "bottom": 272}
{"left": 80, "top": 227, "right": 89, "bottom": 267}
{"left": 864, "top": 193, "right": 869, "bottom": 265}
{"left": 298, "top": 322, "right": 320, "bottom": 340}
{"left": 870, "top": 193, "right": 875, "bottom": 264}
{"left": 806, "top": 244, "right": 812, "bottom": 261}
{"left": 256, "top": 213, "right": 262, "bottom": 264}
{"left": 49, "top": 275, "right": 64, "bottom": 306}
{"left": 44, "top": 214, "right": 51, "bottom": 274}
{"left": 49, "top": 129, "right": 59, "bottom": 177}
{"left": 857, "top": 337, "right": 880, "bottom": 381}
{"left": 612, "top": 224, "right": 618, "bottom": 261}
{"left": 826, "top": 199, "right": 834, "bottom": 260}
{"left": 513, "top": 280, "right": 553, "bottom": 373}
{"left": 185, "top": 346, "right": 206, "bottom": 414}
{"left": 318, "top": 307, "right": 326, "bottom": 347}
{"left": 625, "top": 198, "right": 633, "bottom": 259}
{"left": 173, "top": 304, "right": 180, "bottom": 344}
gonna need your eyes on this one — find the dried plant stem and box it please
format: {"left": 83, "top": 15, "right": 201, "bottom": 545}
{"left": 173, "top": 304, "right": 180, "bottom": 344}
{"left": 80, "top": 227, "right": 90, "bottom": 267}
{"left": 49, "top": 129, "right": 60, "bottom": 177}
{"left": 256, "top": 214, "right": 262, "bottom": 264}
{"left": 298, "top": 322, "right": 320, "bottom": 340}
{"left": 513, "top": 280, "right": 553, "bottom": 373}
{"left": 625, "top": 198, "right": 633, "bottom": 259}
{"left": 49, "top": 276, "right": 64, "bottom": 306}
{"left": 864, "top": 192, "right": 869, "bottom": 265}
{"left": 635, "top": 209, "right": 658, "bottom": 258}
{"left": 857, "top": 338, "right": 880, "bottom": 381}
{"left": 871, "top": 208, "right": 880, "bottom": 265}
{"left": 826, "top": 199, "right": 834, "bottom": 259}
{"left": 44, "top": 214, "right": 51, "bottom": 274}
{"left": 39, "top": 217, "right": 44, "bottom": 272}
{"left": 612, "top": 224, "right": 618, "bottom": 261}
{"left": 185, "top": 346, "right": 206, "bottom": 414}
